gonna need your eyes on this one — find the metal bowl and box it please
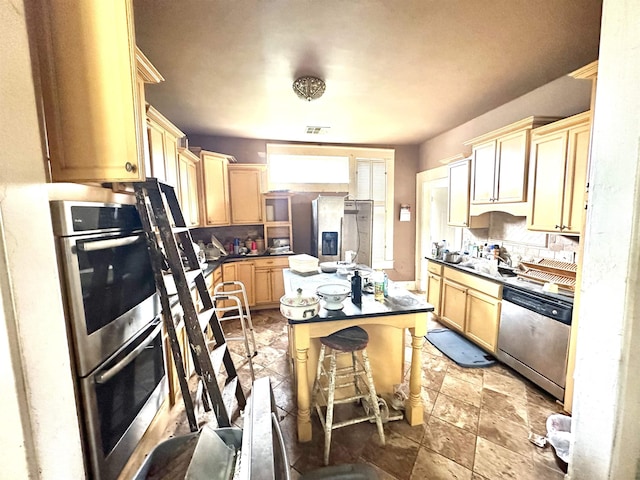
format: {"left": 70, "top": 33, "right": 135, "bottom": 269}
{"left": 443, "top": 252, "right": 462, "bottom": 264}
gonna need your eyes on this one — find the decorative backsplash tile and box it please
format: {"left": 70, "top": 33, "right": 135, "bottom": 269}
{"left": 462, "top": 213, "right": 579, "bottom": 263}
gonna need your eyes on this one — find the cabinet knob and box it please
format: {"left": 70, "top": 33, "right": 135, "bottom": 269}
{"left": 125, "top": 162, "right": 137, "bottom": 173}
{"left": 555, "top": 224, "right": 561, "bottom": 229}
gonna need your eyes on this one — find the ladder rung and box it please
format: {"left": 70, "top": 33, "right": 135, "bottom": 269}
{"left": 221, "top": 376, "right": 239, "bottom": 418}
{"left": 171, "top": 226, "right": 190, "bottom": 234}
{"left": 208, "top": 342, "right": 228, "bottom": 374}
{"left": 197, "top": 308, "right": 214, "bottom": 332}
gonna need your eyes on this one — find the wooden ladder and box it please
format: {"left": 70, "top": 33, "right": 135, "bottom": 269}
{"left": 133, "top": 179, "right": 246, "bottom": 431}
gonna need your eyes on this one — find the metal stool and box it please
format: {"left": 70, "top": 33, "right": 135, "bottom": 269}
{"left": 212, "top": 281, "right": 258, "bottom": 380}
{"left": 311, "top": 326, "right": 385, "bottom": 465}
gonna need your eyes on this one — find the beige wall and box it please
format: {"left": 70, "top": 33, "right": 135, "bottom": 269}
{"left": 188, "top": 135, "right": 420, "bottom": 281}
{"left": 1, "top": 1, "right": 85, "bottom": 477}
{"left": 418, "top": 74, "right": 593, "bottom": 170}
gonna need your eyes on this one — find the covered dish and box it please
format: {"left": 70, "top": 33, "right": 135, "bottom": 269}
{"left": 280, "top": 288, "right": 320, "bottom": 320}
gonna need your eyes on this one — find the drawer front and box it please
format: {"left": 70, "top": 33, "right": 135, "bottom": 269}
{"left": 443, "top": 266, "right": 501, "bottom": 298}
{"left": 253, "top": 256, "right": 290, "bottom": 268}
{"left": 427, "top": 261, "right": 443, "bottom": 276}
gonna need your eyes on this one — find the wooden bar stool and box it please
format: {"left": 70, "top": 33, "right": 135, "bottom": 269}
{"left": 311, "top": 326, "right": 386, "bottom": 465}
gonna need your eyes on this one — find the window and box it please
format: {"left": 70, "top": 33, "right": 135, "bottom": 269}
{"left": 266, "top": 144, "right": 394, "bottom": 268}
{"left": 352, "top": 157, "right": 394, "bottom": 267}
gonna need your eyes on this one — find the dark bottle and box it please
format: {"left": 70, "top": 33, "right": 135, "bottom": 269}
{"left": 351, "top": 270, "right": 362, "bottom": 305}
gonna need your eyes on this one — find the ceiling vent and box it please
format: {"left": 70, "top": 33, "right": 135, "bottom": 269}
{"left": 305, "top": 126, "right": 330, "bottom": 135}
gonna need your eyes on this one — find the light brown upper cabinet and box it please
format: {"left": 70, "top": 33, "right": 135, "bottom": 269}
{"left": 228, "top": 165, "right": 267, "bottom": 224}
{"left": 147, "top": 105, "right": 183, "bottom": 189}
{"left": 464, "top": 117, "right": 561, "bottom": 216}
{"left": 199, "top": 150, "right": 231, "bottom": 226}
{"left": 177, "top": 148, "right": 201, "bottom": 227}
{"left": 38, "top": 2, "right": 160, "bottom": 182}
{"left": 527, "top": 111, "right": 591, "bottom": 234}
{"left": 448, "top": 158, "right": 488, "bottom": 228}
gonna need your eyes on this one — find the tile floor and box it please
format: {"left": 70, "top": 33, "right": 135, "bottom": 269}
{"left": 169, "top": 307, "right": 569, "bottom": 480}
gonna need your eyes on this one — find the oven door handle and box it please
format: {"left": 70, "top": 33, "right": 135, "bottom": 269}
{"left": 95, "top": 321, "right": 162, "bottom": 384}
{"left": 78, "top": 234, "right": 143, "bottom": 252}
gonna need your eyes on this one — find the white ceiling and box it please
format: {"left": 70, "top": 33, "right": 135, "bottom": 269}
{"left": 133, "top": 0, "right": 602, "bottom": 146}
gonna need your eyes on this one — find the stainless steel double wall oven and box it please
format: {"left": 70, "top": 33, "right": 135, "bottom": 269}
{"left": 51, "top": 201, "right": 165, "bottom": 480}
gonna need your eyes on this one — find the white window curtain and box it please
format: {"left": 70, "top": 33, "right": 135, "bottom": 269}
{"left": 354, "top": 157, "right": 394, "bottom": 268}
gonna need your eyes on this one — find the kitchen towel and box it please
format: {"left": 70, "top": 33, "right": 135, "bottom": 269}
{"left": 426, "top": 328, "right": 496, "bottom": 368}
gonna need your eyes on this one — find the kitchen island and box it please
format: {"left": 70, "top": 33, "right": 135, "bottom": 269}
{"left": 283, "top": 269, "right": 433, "bottom": 442}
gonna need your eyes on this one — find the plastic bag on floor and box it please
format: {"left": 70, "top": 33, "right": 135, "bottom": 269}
{"left": 547, "top": 413, "right": 572, "bottom": 463}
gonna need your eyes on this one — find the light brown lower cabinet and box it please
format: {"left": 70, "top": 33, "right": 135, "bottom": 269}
{"left": 221, "top": 261, "right": 255, "bottom": 307}
{"left": 253, "top": 257, "right": 289, "bottom": 306}
{"left": 426, "top": 261, "right": 443, "bottom": 316}
{"left": 439, "top": 266, "right": 501, "bottom": 353}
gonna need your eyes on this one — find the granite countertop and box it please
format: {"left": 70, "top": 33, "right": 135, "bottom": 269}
{"left": 283, "top": 269, "right": 433, "bottom": 324}
{"left": 426, "top": 256, "right": 574, "bottom": 302}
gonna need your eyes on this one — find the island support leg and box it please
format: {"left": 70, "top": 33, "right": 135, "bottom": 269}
{"left": 405, "top": 315, "right": 426, "bottom": 425}
{"left": 294, "top": 326, "right": 313, "bottom": 442}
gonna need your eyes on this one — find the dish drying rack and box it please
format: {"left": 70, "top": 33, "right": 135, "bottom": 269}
{"left": 517, "top": 259, "right": 577, "bottom": 291}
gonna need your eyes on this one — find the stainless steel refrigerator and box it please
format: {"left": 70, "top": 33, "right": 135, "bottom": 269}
{"left": 311, "top": 196, "right": 374, "bottom": 266}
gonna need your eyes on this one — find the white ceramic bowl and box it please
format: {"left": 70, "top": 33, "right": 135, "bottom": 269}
{"left": 316, "top": 283, "right": 350, "bottom": 310}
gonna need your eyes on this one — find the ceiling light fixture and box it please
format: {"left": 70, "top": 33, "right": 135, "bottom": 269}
{"left": 292, "top": 76, "right": 326, "bottom": 101}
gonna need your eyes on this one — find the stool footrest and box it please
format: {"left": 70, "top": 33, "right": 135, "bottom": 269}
{"left": 329, "top": 394, "right": 370, "bottom": 404}
{"left": 331, "top": 416, "right": 379, "bottom": 430}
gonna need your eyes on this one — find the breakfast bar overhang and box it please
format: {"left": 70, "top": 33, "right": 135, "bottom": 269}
{"left": 282, "top": 269, "right": 434, "bottom": 442}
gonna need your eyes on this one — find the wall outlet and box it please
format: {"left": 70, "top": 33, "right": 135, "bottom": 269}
{"left": 557, "top": 252, "right": 576, "bottom": 263}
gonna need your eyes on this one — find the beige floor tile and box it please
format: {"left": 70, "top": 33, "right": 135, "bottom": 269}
{"left": 482, "top": 368, "right": 528, "bottom": 398}
{"left": 446, "top": 363, "right": 485, "bottom": 386}
{"left": 421, "top": 386, "right": 439, "bottom": 415}
{"left": 441, "top": 374, "right": 483, "bottom": 407}
{"left": 480, "top": 388, "right": 528, "bottom": 426}
{"left": 473, "top": 437, "right": 537, "bottom": 480}
{"left": 361, "top": 429, "right": 420, "bottom": 480}
{"left": 411, "top": 447, "right": 473, "bottom": 480}
{"left": 422, "top": 351, "right": 451, "bottom": 372}
{"left": 477, "top": 409, "right": 533, "bottom": 457}
{"left": 422, "top": 416, "right": 476, "bottom": 469}
{"left": 431, "top": 393, "right": 480, "bottom": 433}
{"left": 422, "top": 365, "right": 447, "bottom": 391}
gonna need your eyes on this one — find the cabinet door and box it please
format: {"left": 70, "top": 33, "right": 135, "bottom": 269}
{"left": 201, "top": 152, "right": 230, "bottom": 226}
{"left": 427, "top": 273, "right": 442, "bottom": 316}
{"left": 229, "top": 166, "right": 265, "bottom": 224}
{"left": 270, "top": 268, "right": 285, "bottom": 302}
{"left": 42, "top": 1, "right": 145, "bottom": 182}
{"left": 441, "top": 279, "right": 467, "bottom": 332}
{"left": 147, "top": 121, "right": 169, "bottom": 182}
{"left": 236, "top": 262, "right": 255, "bottom": 306}
{"left": 561, "top": 123, "right": 590, "bottom": 234}
{"left": 527, "top": 131, "right": 568, "bottom": 231}
{"left": 495, "top": 130, "right": 528, "bottom": 202}
{"left": 470, "top": 141, "right": 497, "bottom": 204}
{"left": 465, "top": 289, "right": 500, "bottom": 353}
{"left": 187, "top": 156, "right": 200, "bottom": 227}
{"left": 254, "top": 268, "right": 272, "bottom": 304}
{"left": 448, "top": 160, "right": 471, "bottom": 226}
{"left": 221, "top": 261, "right": 255, "bottom": 306}
{"left": 164, "top": 135, "right": 180, "bottom": 189}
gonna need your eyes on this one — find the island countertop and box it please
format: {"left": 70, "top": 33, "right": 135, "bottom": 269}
{"left": 283, "top": 269, "right": 434, "bottom": 323}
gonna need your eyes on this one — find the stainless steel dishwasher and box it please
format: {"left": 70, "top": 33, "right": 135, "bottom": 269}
{"left": 497, "top": 284, "right": 573, "bottom": 401}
